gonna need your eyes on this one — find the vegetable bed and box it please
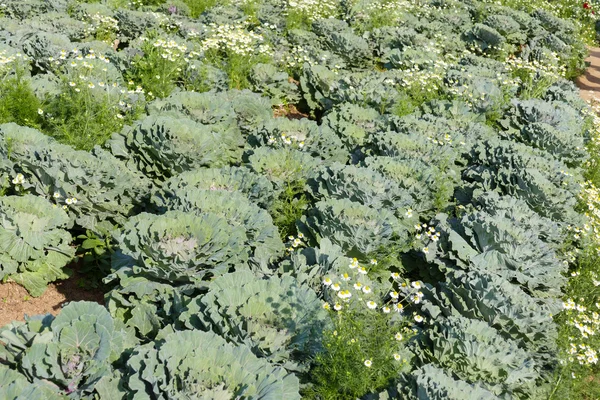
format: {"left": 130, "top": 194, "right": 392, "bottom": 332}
{"left": 0, "top": 0, "right": 599, "bottom": 398}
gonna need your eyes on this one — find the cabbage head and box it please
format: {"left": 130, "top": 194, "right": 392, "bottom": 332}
{"left": 0, "top": 364, "right": 66, "bottom": 400}
{"left": 398, "top": 364, "right": 504, "bottom": 400}
{"left": 415, "top": 316, "right": 542, "bottom": 398}
{"left": 111, "top": 210, "right": 248, "bottom": 285}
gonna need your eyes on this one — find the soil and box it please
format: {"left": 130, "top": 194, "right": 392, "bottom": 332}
{"left": 273, "top": 103, "right": 310, "bottom": 120}
{"left": 0, "top": 263, "right": 105, "bottom": 327}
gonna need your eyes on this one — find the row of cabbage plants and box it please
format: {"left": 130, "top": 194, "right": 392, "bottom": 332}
{"left": 0, "top": 0, "right": 598, "bottom": 398}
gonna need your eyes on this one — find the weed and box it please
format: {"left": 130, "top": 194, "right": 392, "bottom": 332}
{"left": 270, "top": 179, "right": 309, "bottom": 240}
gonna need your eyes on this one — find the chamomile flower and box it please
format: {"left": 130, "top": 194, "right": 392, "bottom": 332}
{"left": 362, "top": 286, "right": 372, "bottom": 294}
{"left": 322, "top": 302, "right": 330, "bottom": 310}
{"left": 338, "top": 290, "right": 352, "bottom": 300}
{"left": 341, "top": 273, "right": 351, "bottom": 281}
{"left": 391, "top": 272, "right": 400, "bottom": 280}
{"left": 357, "top": 266, "right": 368, "bottom": 275}
{"left": 11, "top": 173, "right": 25, "bottom": 185}
{"left": 366, "top": 301, "right": 377, "bottom": 309}
{"left": 323, "top": 277, "right": 333, "bottom": 286}
{"left": 393, "top": 353, "right": 401, "bottom": 361}
{"left": 394, "top": 332, "right": 403, "bottom": 341}
{"left": 394, "top": 303, "right": 404, "bottom": 313}
{"left": 390, "top": 291, "right": 399, "bottom": 300}
{"left": 414, "top": 314, "right": 424, "bottom": 323}
{"left": 364, "top": 359, "right": 372, "bottom": 367}
{"left": 382, "top": 306, "right": 391, "bottom": 313}
{"left": 353, "top": 282, "right": 363, "bottom": 290}
{"left": 411, "top": 281, "right": 422, "bottom": 289}
{"left": 331, "top": 283, "right": 341, "bottom": 291}
{"left": 333, "top": 303, "right": 342, "bottom": 311}
{"left": 370, "top": 259, "right": 378, "bottom": 265}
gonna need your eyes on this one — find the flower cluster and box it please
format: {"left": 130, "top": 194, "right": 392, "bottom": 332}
{"left": 82, "top": 13, "right": 120, "bottom": 43}
{"left": 129, "top": 36, "right": 199, "bottom": 99}
{"left": 322, "top": 257, "right": 425, "bottom": 321}
{"left": 286, "top": 0, "right": 338, "bottom": 22}
{"left": 267, "top": 133, "right": 305, "bottom": 149}
{"left": 578, "top": 102, "right": 600, "bottom": 255}
{"left": 11, "top": 173, "right": 25, "bottom": 186}
{"left": 279, "top": 45, "right": 344, "bottom": 75}
{"left": 567, "top": 342, "right": 599, "bottom": 365}
{"left": 318, "top": 256, "right": 420, "bottom": 377}
{"left": 280, "top": 45, "right": 312, "bottom": 70}
{"left": 285, "top": 233, "right": 306, "bottom": 252}
{"left": 0, "top": 50, "right": 28, "bottom": 76}
{"left": 355, "top": 0, "right": 412, "bottom": 26}
{"left": 44, "top": 49, "right": 142, "bottom": 121}
{"left": 504, "top": 54, "right": 567, "bottom": 79}
{"left": 51, "top": 191, "right": 78, "bottom": 210}
{"left": 139, "top": 37, "right": 191, "bottom": 63}
{"left": 561, "top": 298, "right": 600, "bottom": 365}
{"left": 202, "top": 23, "right": 272, "bottom": 58}
{"left": 412, "top": 223, "right": 441, "bottom": 255}
{"left": 151, "top": 11, "right": 182, "bottom": 33}
{"left": 395, "top": 66, "right": 446, "bottom": 96}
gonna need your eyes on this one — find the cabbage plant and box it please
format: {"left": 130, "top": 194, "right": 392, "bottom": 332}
{"left": 415, "top": 316, "right": 542, "bottom": 398}
{"left": 0, "top": 302, "right": 129, "bottom": 397}
{"left": 309, "top": 163, "right": 415, "bottom": 213}
{"left": 151, "top": 188, "right": 284, "bottom": 267}
{"left": 155, "top": 166, "right": 276, "bottom": 209}
{"left": 107, "top": 115, "right": 244, "bottom": 182}
{"left": 0, "top": 195, "right": 74, "bottom": 296}
{"left": 0, "top": 123, "right": 153, "bottom": 231}
{"left": 179, "top": 269, "right": 329, "bottom": 369}
{"left": 302, "top": 198, "right": 410, "bottom": 259}
{"left": 106, "top": 329, "right": 301, "bottom": 399}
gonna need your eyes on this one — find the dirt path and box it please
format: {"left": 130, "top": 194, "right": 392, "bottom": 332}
{"left": 576, "top": 47, "right": 600, "bottom": 103}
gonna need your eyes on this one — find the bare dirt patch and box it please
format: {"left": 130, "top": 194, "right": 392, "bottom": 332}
{"left": 0, "top": 266, "right": 105, "bottom": 328}
{"left": 273, "top": 103, "right": 310, "bottom": 120}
